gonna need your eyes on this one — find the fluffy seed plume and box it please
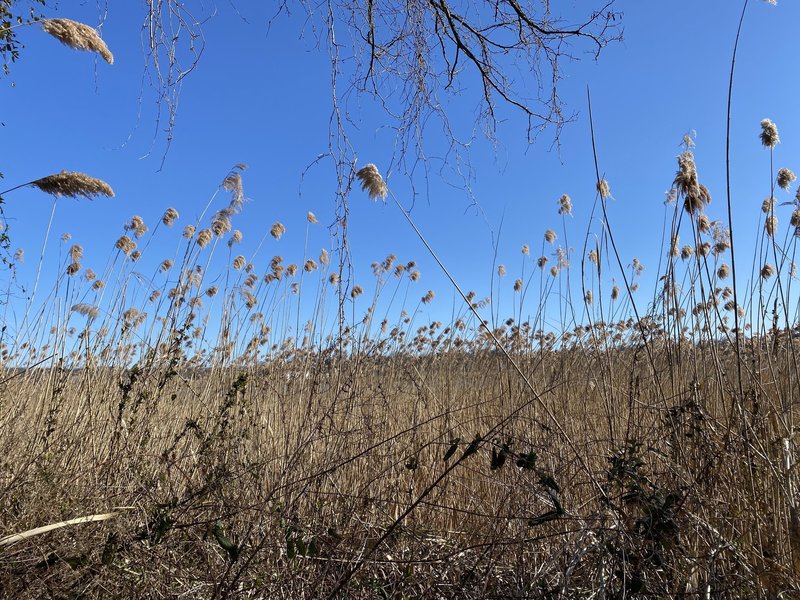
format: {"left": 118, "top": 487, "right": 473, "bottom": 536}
{"left": 761, "top": 263, "right": 775, "bottom": 279}
{"left": 307, "top": 211, "right": 319, "bottom": 224}
{"left": 558, "top": 194, "right": 573, "bottom": 215}
{"left": 183, "top": 225, "right": 196, "bottom": 239}
{"left": 115, "top": 235, "right": 136, "bottom": 256}
{"left": 270, "top": 222, "right": 286, "bottom": 240}
{"left": 544, "top": 229, "right": 557, "bottom": 243}
{"left": 596, "top": 179, "right": 611, "bottom": 199}
{"left": 197, "top": 229, "right": 213, "bottom": 248}
{"left": 765, "top": 215, "right": 778, "bottom": 237}
{"left": 162, "top": 207, "right": 179, "bottom": 226}
{"left": 30, "top": 171, "right": 114, "bottom": 199}
{"left": 718, "top": 263, "right": 730, "bottom": 279}
{"left": 778, "top": 168, "right": 796, "bottom": 191}
{"left": 760, "top": 119, "right": 780, "bottom": 148}
{"left": 513, "top": 279, "right": 523, "bottom": 292}
{"left": 421, "top": 290, "right": 435, "bottom": 304}
{"left": 497, "top": 264, "right": 506, "bottom": 277}
{"left": 41, "top": 18, "right": 114, "bottom": 64}
{"left": 356, "top": 164, "right": 388, "bottom": 202}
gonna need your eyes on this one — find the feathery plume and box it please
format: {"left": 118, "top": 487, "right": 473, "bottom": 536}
{"left": 760, "top": 119, "right": 780, "bottom": 148}
{"left": 41, "top": 18, "right": 114, "bottom": 64}
{"left": 513, "top": 279, "right": 523, "bottom": 292}
{"left": 497, "top": 264, "right": 506, "bottom": 277}
{"left": 596, "top": 179, "right": 611, "bottom": 199}
{"left": 778, "top": 168, "right": 796, "bottom": 191}
{"left": 270, "top": 222, "right": 286, "bottom": 239}
{"left": 115, "top": 235, "right": 136, "bottom": 256}
{"left": 356, "top": 163, "right": 388, "bottom": 201}
{"left": 307, "top": 211, "right": 319, "bottom": 224}
{"left": 196, "top": 229, "right": 213, "bottom": 248}
{"left": 162, "top": 207, "right": 179, "bottom": 226}
{"left": 351, "top": 285, "right": 364, "bottom": 299}
{"left": 421, "top": 290, "right": 435, "bottom": 304}
{"left": 183, "top": 224, "right": 196, "bottom": 239}
{"left": 233, "top": 255, "right": 246, "bottom": 270}
{"left": 30, "top": 171, "right": 114, "bottom": 199}
{"left": 558, "top": 194, "right": 572, "bottom": 215}
{"left": 544, "top": 229, "right": 556, "bottom": 243}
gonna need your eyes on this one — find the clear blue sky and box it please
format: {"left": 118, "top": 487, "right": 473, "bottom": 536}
{"left": 0, "top": 1, "right": 797, "bottom": 339}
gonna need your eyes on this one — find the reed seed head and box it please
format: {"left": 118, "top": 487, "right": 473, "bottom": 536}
{"left": 778, "top": 168, "right": 796, "bottom": 191}
{"left": 765, "top": 215, "right": 778, "bottom": 237}
{"left": 544, "top": 230, "right": 556, "bottom": 243}
{"left": 183, "top": 225, "right": 196, "bottom": 239}
{"left": 307, "top": 211, "right": 319, "bottom": 224}
{"left": 760, "top": 119, "right": 780, "bottom": 148}
{"left": 329, "top": 272, "right": 340, "bottom": 285}
{"left": 513, "top": 279, "right": 523, "bottom": 292}
{"left": 680, "top": 245, "right": 693, "bottom": 260}
{"left": 558, "top": 194, "right": 573, "bottom": 215}
{"left": 611, "top": 286, "right": 620, "bottom": 301}
{"left": 320, "top": 249, "right": 330, "bottom": 266}
{"left": 304, "top": 259, "right": 318, "bottom": 272}
{"left": 162, "top": 207, "right": 179, "bottom": 226}
{"left": 126, "top": 215, "right": 148, "bottom": 238}
{"left": 197, "top": 229, "right": 213, "bottom": 248}
{"left": 497, "top": 264, "right": 506, "bottom": 277}
{"left": 69, "top": 244, "right": 83, "bottom": 262}
{"left": 115, "top": 235, "right": 136, "bottom": 255}
{"left": 41, "top": 18, "right": 114, "bottom": 64}
{"left": 30, "top": 171, "right": 114, "bottom": 199}
{"left": 160, "top": 259, "right": 173, "bottom": 273}
{"left": 761, "top": 263, "right": 775, "bottom": 279}
{"left": 211, "top": 209, "right": 233, "bottom": 236}
{"left": 596, "top": 179, "right": 611, "bottom": 199}
{"left": 233, "top": 255, "right": 246, "bottom": 270}
{"left": 718, "top": 263, "right": 730, "bottom": 279}
{"left": 356, "top": 164, "right": 388, "bottom": 202}
{"left": 270, "top": 222, "right": 286, "bottom": 239}
{"left": 351, "top": 285, "right": 364, "bottom": 299}
{"left": 421, "top": 290, "right": 435, "bottom": 304}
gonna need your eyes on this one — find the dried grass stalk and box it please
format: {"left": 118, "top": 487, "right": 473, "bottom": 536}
{"left": 0, "top": 510, "right": 126, "bottom": 547}
{"left": 30, "top": 171, "right": 114, "bottom": 199}
{"left": 41, "top": 18, "right": 114, "bottom": 64}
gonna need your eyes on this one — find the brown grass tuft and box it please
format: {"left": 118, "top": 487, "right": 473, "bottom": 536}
{"left": 356, "top": 163, "right": 388, "bottom": 201}
{"left": 41, "top": 18, "right": 114, "bottom": 64}
{"left": 30, "top": 171, "right": 114, "bottom": 199}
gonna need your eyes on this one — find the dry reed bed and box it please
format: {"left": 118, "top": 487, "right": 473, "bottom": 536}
{"left": 0, "top": 339, "right": 798, "bottom": 597}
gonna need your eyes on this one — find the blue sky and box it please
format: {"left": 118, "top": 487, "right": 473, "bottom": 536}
{"left": 0, "top": 1, "right": 797, "bottom": 339}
